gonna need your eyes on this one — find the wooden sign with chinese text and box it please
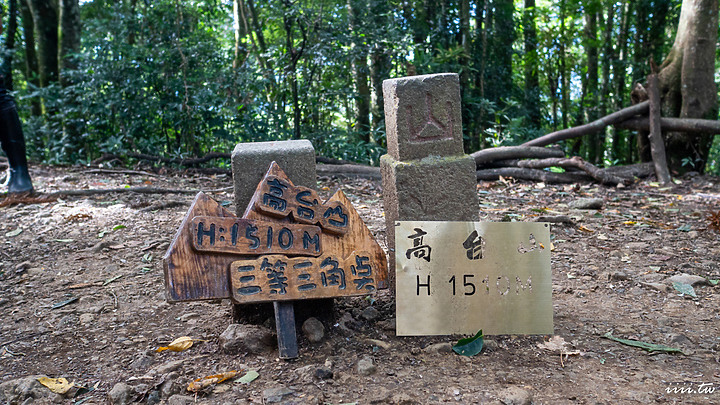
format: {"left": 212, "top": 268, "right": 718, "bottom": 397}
{"left": 190, "top": 216, "right": 322, "bottom": 256}
{"left": 163, "top": 162, "right": 388, "bottom": 304}
{"left": 395, "top": 221, "right": 552, "bottom": 336}
{"left": 230, "top": 251, "right": 378, "bottom": 303}
{"left": 163, "top": 192, "right": 236, "bottom": 302}
{"left": 252, "top": 174, "right": 349, "bottom": 235}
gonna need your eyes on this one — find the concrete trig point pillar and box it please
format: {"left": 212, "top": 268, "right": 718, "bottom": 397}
{"left": 231, "top": 139, "right": 316, "bottom": 359}
{"left": 381, "top": 73, "right": 480, "bottom": 286}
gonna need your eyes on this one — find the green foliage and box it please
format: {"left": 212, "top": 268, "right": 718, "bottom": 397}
{"left": 0, "top": 0, "right": 713, "bottom": 171}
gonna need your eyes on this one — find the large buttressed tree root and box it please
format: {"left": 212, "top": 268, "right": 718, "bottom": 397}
{"left": 657, "top": 0, "right": 719, "bottom": 172}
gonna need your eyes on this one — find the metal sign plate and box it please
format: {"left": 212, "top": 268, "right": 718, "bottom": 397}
{"left": 395, "top": 221, "right": 553, "bottom": 336}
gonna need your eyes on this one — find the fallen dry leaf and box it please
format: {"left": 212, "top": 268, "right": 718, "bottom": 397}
{"left": 156, "top": 336, "right": 202, "bottom": 353}
{"left": 187, "top": 371, "right": 239, "bottom": 393}
{"left": 37, "top": 377, "right": 75, "bottom": 394}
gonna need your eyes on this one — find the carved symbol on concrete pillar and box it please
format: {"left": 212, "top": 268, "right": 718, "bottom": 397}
{"left": 405, "top": 92, "right": 455, "bottom": 142}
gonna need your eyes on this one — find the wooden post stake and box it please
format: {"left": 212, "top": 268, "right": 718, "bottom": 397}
{"left": 647, "top": 72, "right": 672, "bottom": 186}
{"left": 274, "top": 301, "right": 298, "bottom": 359}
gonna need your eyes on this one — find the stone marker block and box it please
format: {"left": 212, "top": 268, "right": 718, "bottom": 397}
{"left": 383, "top": 73, "right": 464, "bottom": 161}
{"left": 231, "top": 140, "right": 316, "bottom": 215}
{"left": 381, "top": 73, "right": 479, "bottom": 287}
{"left": 381, "top": 154, "right": 479, "bottom": 267}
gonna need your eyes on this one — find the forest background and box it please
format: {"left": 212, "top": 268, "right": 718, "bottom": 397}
{"left": 1, "top": 0, "right": 719, "bottom": 174}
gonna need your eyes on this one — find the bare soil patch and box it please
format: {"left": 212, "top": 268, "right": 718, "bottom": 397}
{"left": 1, "top": 166, "right": 719, "bottom": 404}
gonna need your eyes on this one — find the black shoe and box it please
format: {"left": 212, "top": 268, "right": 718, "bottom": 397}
{"left": 6, "top": 166, "right": 33, "bottom": 194}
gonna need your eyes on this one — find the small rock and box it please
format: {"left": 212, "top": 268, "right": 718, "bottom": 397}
{"left": 151, "top": 359, "right": 186, "bottom": 376}
{"left": 294, "top": 365, "right": 316, "bottom": 383}
{"left": 424, "top": 342, "right": 453, "bottom": 354}
{"left": 639, "top": 272, "right": 665, "bottom": 283}
{"left": 14, "top": 261, "right": 30, "bottom": 274}
{"left": 377, "top": 318, "right": 396, "bottom": 332}
{"left": 262, "top": 386, "right": 294, "bottom": 403}
{"left": 363, "top": 338, "right": 391, "bottom": 351}
{"left": 336, "top": 312, "right": 357, "bottom": 335}
{"left": 130, "top": 353, "right": 154, "bottom": 371}
{"left": 108, "top": 382, "right": 133, "bottom": 405}
{"left": 79, "top": 313, "right": 94, "bottom": 325}
{"left": 360, "top": 306, "right": 381, "bottom": 322}
{"left": 167, "top": 394, "right": 195, "bottom": 405}
{"left": 390, "top": 392, "right": 420, "bottom": 404}
{"left": 160, "top": 372, "right": 181, "bottom": 398}
{"left": 219, "top": 324, "right": 275, "bottom": 353}
{"left": 667, "top": 273, "right": 709, "bottom": 287}
{"left": 668, "top": 333, "right": 694, "bottom": 348}
{"left": 177, "top": 313, "right": 199, "bottom": 322}
{"left": 496, "top": 386, "right": 533, "bottom": 405}
{"left": 483, "top": 339, "right": 498, "bottom": 352}
{"left": 146, "top": 390, "right": 161, "bottom": 405}
{"left": 611, "top": 271, "right": 628, "bottom": 281}
{"left": 0, "top": 375, "right": 58, "bottom": 404}
{"left": 569, "top": 198, "right": 604, "bottom": 210}
{"left": 357, "top": 355, "right": 377, "bottom": 376}
{"left": 315, "top": 366, "right": 333, "bottom": 380}
{"left": 301, "top": 317, "right": 325, "bottom": 343}
{"left": 641, "top": 282, "right": 669, "bottom": 293}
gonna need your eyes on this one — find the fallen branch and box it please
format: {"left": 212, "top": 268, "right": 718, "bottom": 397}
{"left": 128, "top": 151, "right": 231, "bottom": 166}
{"left": 317, "top": 163, "right": 380, "bottom": 179}
{"left": 522, "top": 101, "right": 649, "bottom": 147}
{"left": 316, "top": 156, "right": 356, "bottom": 165}
{"left": 476, "top": 167, "right": 592, "bottom": 183}
{"left": 471, "top": 146, "right": 565, "bottom": 166}
{"left": 87, "top": 168, "right": 160, "bottom": 177}
{"left": 517, "top": 157, "right": 630, "bottom": 186}
{"left": 51, "top": 187, "right": 198, "bottom": 196}
{"left": 615, "top": 116, "right": 720, "bottom": 134}
{"left": 604, "top": 162, "right": 655, "bottom": 179}
{"left": 646, "top": 72, "right": 672, "bottom": 185}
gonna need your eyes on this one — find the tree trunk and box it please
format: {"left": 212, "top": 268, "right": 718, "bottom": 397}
{"left": 59, "top": 0, "right": 82, "bottom": 155}
{"left": 657, "top": 0, "right": 719, "bottom": 172}
{"left": 20, "top": 0, "right": 42, "bottom": 116}
{"left": 523, "top": 0, "right": 540, "bottom": 129}
{"left": 2, "top": 0, "right": 18, "bottom": 91}
{"left": 369, "top": 0, "right": 389, "bottom": 135}
{"left": 559, "top": 0, "right": 568, "bottom": 129}
{"left": 612, "top": 0, "right": 630, "bottom": 162}
{"left": 232, "top": 0, "right": 247, "bottom": 69}
{"left": 27, "top": 0, "right": 59, "bottom": 88}
{"left": 348, "top": 0, "right": 370, "bottom": 142}
{"left": 59, "top": 0, "right": 80, "bottom": 85}
{"left": 583, "top": 0, "right": 600, "bottom": 163}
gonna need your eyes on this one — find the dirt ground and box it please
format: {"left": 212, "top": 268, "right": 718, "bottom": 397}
{"left": 0, "top": 165, "right": 719, "bottom": 405}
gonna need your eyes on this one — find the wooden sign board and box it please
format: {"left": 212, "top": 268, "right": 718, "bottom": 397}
{"left": 395, "top": 221, "right": 552, "bottom": 336}
{"left": 163, "top": 162, "right": 388, "bottom": 304}
{"left": 252, "top": 174, "right": 349, "bottom": 235}
{"left": 190, "top": 216, "right": 322, "bottom": 256}
{"left": 243, "top": 162, "right": 389, "bottom": 292}
{"left": 230, "top": 251, "right": 379, "bottom": 303}
{"left": 163, "top": 192, "right": 236, "bottom": 302}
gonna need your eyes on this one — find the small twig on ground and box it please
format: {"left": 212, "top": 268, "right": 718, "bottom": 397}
{"left": 139, "top": 200, "right": 187, "bottom": 212}
{"left": 86, "top": 168, "right": 160, "bottom": 177}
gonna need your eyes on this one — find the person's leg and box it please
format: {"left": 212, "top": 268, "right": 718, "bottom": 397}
{"left": 0, "top": 98, "right": 34, "bottom": 194}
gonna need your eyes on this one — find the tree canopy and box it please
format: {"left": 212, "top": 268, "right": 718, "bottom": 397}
{"left": 1, "top": 0, "right": 719, "bottom": 173}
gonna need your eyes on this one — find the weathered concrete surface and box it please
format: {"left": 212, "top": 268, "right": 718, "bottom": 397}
{"left": 381, "top": 153, "right": 479, "bottom": 282}
{"left": 383, "top": 73, "right": 464, "bottom": 161}
{"left": 381, "top": 73, "right": 479, "bottom": 286}
{"left": 231, "top": 140, "right": 316, "bottom": 215}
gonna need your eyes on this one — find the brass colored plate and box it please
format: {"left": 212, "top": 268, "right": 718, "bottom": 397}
{"left": 395, "top": 221, "right": 553, "bottom": 336}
